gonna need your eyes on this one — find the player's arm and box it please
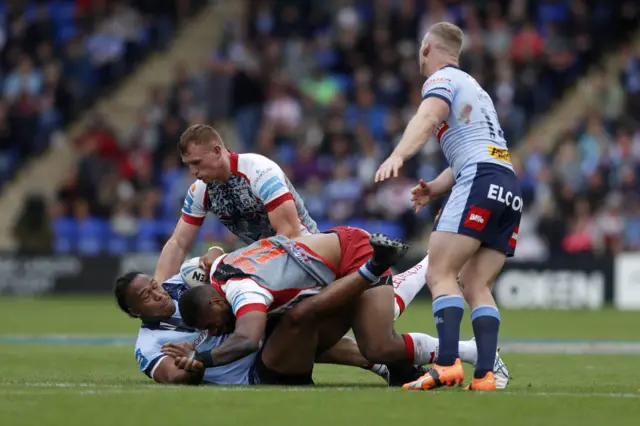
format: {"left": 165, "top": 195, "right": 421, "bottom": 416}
{"left": 428, "top": 167, "right": 455, "bottom": 197}
{"left": 389, "top": 96, "right": 451, "bottom": 162}
{"left": 152, "top": 355, "right": 204, "bottom": 385}
{"left": 180, "top": 279, "right": 272, "bottom": 369}
{"left": 154, "top": 182, "right": 207, "bottom": 283}
{"left": 251, "top": 159, "right": 301, "bottom": 238}
{"left": 202, "top": 311, "right": 267, "bottom": 366}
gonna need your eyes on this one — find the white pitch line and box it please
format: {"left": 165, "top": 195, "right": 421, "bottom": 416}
{"left": 1, "top": 384, "right": 639, "bottom": 399}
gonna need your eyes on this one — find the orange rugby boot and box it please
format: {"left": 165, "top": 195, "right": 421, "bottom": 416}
{"left": 402, "top": 358, "right": 464, "bottom": 391}
{"left": 464, "top": 371, "right": 497, "bottom": 391}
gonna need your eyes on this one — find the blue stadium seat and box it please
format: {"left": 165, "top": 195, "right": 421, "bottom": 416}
{"left": 53, "top": 217, "right": 76, "bottom": 254}
{"left": 135, "top": 219, "right": 160, "bottom": 253}
{"left": 76, "top": 218, "right": 107, "bottom": 255}
{"left": 107, "top": 231, "right": 130, "bottom": 254}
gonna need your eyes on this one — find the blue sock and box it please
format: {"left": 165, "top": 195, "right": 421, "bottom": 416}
{"left": 432, "top": 295, "right": 464, "bottom": 366}
{"left": 471, "top": 305, "right": 501, "bottom": 379}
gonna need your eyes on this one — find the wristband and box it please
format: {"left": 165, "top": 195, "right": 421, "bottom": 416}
{"left": 208, "top": 246, "right": 225, "bottom": 254}
{"left": 192, "top": 350, "right": 215, "bottom": 368}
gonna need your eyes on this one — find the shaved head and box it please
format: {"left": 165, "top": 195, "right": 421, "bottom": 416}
{"left": 419, "top": 22, "right": 464, "bottom": 77}
{"left": 423, "top": 22, "right": 464, "bottom": 58}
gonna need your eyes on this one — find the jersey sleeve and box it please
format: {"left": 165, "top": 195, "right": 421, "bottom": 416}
{"left": 181, "top": 180, "right": 208, "bottom": 226}
{"left": 134, "top": 331, "right": 167, "bottom": 379}
{"left": 421, "top": 71, "right": 456, "bottom": 107}
{"left": 249, "top": 157, "right": 294, "bottom": 212}
{"left": 222, "top": 278, "right": 274, "bottom": 317}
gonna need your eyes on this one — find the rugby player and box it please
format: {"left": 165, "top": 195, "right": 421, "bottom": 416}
{"left": 154, "top": 124, "right": 425, "bottom": 321}
{"left": 169, "top": 228, "right": 508, "bottom": 387}
{"left": 375, "top": 22, "right": 521, "bottom": 391}
{"left": 167, "top": 233, "right": 407, "bottom": 385}
{"left": 116, "top": 271, "right": 394, "bottom": 385}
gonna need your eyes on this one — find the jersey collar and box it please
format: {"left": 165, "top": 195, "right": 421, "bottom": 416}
{"left": 229, "top": 149, "right": 239, "bottom": 175}
{"left": 441, "top": 64, "right": 459, "bottom": 70}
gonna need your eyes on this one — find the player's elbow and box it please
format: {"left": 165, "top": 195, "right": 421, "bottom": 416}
{"left": 276, "top": 221, "right": 300, "bottom": 239}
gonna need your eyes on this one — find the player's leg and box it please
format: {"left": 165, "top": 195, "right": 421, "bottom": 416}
{"left": 459, "top": 247, "right": 505, "bottom": 390}
{"left": 256, "top": 234, "right": 408, "bottom": 384}
{"left": 315, "top": 336, "right": 390, "bottom": 382}
{"left": 392, "top": 254, "right": 429, "bottom": 320}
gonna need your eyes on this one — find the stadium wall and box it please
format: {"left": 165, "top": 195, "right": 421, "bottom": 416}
{"left": 1, "top": 253, "right": 639, "bottom": 311}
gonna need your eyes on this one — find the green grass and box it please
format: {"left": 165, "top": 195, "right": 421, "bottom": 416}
{"left": 1, "top": 297, "right": 639, "bottom": 426}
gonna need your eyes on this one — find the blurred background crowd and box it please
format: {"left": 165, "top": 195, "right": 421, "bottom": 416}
{"left": 3, "top": 0, "right": 639, "bottom": 261}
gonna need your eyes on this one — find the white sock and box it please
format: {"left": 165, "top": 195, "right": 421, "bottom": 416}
{"left": 404, "top": 333, "right": 478, "bottom": 366}
{"left": 458, "top": 339, "right": 478, "bottom": 366}
{"left": 366, "top": 363, "right": 389, "bottom": 380}
{"left": 404, "top": 332, "right": 438, "bottom": 365}
{"left": 393, "top": 255, "right": 429, "bottom": 320}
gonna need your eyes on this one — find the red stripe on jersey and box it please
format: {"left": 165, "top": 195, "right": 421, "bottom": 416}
{"left": 508, "top": 226, "right": 519, "bottom": 249}
{"left": 236, "top": 303, "right": 267, "bottom": 318}
{"left": 295, "top": 242, "right": 340, "bottom": 276}
{"left": 265, "top": 192, "right": 294, "bottom": 212}
{"left": 181, "top": 212, "right": 205, "bottom": 226}
{"left": 436, "top": 121, "right": 449, "bottom": 142}
{"left": 229, "top": 150, "right": 250, "bottom": 183}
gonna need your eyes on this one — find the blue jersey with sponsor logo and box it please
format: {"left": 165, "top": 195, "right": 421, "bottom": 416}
{"left": 134, "top": 274, "right": 256, "bottom": 384}
{"left": 181, "top": 151, "right": 318, "bottom": 244}
{"left": 421, "top": 65, "right": 514, "bottom": 177}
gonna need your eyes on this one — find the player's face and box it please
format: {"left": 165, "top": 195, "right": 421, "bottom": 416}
{"left": 182, "top": 142, "right": 226, "bottom": 184}
{"left": 127, "top": 275, "right": 175, "bottom": 320}
{"left": 194, "top": 297, "right": 235, "bottom": 336}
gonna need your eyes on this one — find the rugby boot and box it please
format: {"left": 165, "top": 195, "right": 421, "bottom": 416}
{"left": 468, "top": 338, "right": 510, "bottom": 389}
{"left": 368, "top": 234, "right": 409, "bottom": 272}
{"left": 386, "top": 363, "right": 428, "bottom": 387}
{"left": 465, "top": 371, "right": 497, "bottom": 391}
{"left": 402, "top": 358, "right": 464, "bottom": 390}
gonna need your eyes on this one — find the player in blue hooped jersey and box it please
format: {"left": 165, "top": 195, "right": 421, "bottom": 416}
{"left": 114, "top": 272, "right": 397, "bottom": 385}
{"left": 375, "top": 22, "right": 521, "bottom": 392}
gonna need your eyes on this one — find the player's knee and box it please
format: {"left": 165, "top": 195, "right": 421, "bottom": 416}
{"left": 425, "top": 264, "right": 457, "bottom": 287}
{"left": 357, "top": 339, "right": 397, "bottom": 364}
{"left": 283, "top": 304, "right": 315, "bottom": 328}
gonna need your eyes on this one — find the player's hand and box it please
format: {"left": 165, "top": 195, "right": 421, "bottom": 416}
{"left": 374, "top": 155, "right": 404, "bottom": 183}
{"left": 410, "top": 179, "right": 432, "bottom": 213}
{"left": 199, "top": 254, "right": 214, "bottom": 274}
{"left": 161, "top": 342, "right": 194, "bottom": 359}
{"left": 174, "top": 356, "right": 204, "bottom": 373}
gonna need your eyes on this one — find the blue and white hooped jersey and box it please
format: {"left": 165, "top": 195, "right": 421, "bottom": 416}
{"left": 421, "top": 65, "right": 514, "bottom": 177}
{"left": 134, "top": 274, "right": 256, "bottom": 385}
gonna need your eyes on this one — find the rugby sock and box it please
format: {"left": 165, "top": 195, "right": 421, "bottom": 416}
{"left": 432, "top": 294, "right": 464, "bottom": 366}
{"left": 358, "top": 260, "right": 384, "bottom": 284}
{"left": 364, "top": 362, "right": 389, "bottom": 380}
{"left": 392, "top": 255, "right": 429, "bottom": 320}
{"left": 401, "top": 333, "right": 479, "bottom": 366}
{"left": 459, "top": 339, "right": 478, "bottom": 366}
{"left": 402, "top": 333, "right": 437, "bottom": 365}
{"left": 471, "top": 305, "right": 500, "bottom": 379}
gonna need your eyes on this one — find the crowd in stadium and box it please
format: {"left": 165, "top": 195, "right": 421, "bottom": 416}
{"left": 4, "top": 0, "right": 639, "bottom": 259}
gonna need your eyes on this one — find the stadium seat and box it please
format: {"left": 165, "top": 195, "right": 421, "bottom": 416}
{"left": 76, "top": 218, "right": 107, "bottom": 255}
{"left": 53, "top": 217, "right": 77, "bottom": 254}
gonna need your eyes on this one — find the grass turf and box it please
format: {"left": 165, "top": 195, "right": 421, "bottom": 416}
{"left": 1, "top": 297, "right": 639, "bottom": 426}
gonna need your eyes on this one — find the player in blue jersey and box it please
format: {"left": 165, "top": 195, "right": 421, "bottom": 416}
{"left": 375, "top": 22, "right": 521, "bottom": 392}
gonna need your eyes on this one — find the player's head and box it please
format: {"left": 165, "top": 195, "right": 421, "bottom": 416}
{"left": 179, "top": 124, "right": 230, "bottom": 184}
{"left": 114, "top": 272, "right": 176, "bottom": 320}
{"left": 178, "top": 285, "right": 235, "bottom": 336}
{"left": 419, "top": 22, "right": 463, "bottom": 77}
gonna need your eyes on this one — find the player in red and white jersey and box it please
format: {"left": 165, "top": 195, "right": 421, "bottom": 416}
{"left": 174, "top": 232, "right": 414, "bottom": 385}
{"left": 154, "top": 124, "right": 428, "bottom": 322}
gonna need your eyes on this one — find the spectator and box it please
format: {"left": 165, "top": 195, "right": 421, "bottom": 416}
{"left": 13, "top": 194, "right": 53, "bottom": 255}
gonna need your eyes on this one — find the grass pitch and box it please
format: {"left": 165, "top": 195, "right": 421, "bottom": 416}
{"left": 1, "top": 297, "right": 639, "bottom": 426}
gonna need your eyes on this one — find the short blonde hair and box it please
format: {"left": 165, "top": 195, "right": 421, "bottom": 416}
{"left": 425, "top": 22, "right": 464, "bottom": 57}
{"left": 178, "top": 124, "right": 223, "bottom": 155}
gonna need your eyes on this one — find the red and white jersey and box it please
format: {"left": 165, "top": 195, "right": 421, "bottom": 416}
{"left": 181, "top": 151, "right": 318, "bottom": 244}
{"left": 208, "top": 236, "right": 338, "bottom": 318}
